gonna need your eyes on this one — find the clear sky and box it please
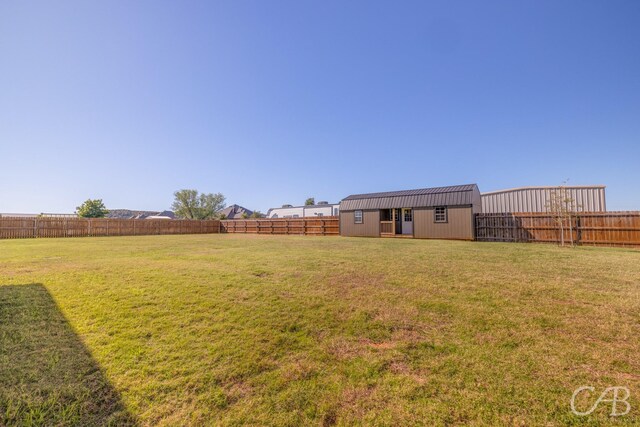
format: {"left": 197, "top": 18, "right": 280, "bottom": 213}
{"left": 1, "top": 1, "right": 639, "bottom": 213}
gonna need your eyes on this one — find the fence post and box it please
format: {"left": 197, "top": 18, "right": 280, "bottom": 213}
{"left": 473, "top": 214, "right": 478, "bottom": 241}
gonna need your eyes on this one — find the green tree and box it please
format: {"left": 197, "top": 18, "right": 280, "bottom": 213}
{"left": 171, "top": 189, "right": 226, "bottom": 220}
{"left": 250, "top": 210, "right": 264, "bottom": 218}
{"left": 305, "top": 197, "right": 315, "bottom": 206}
{"left": 76, "top": 199, "right": 109, "bottom": 218}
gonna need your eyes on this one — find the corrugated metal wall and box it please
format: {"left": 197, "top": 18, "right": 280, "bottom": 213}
{"left": 481, "top": 186, "right": 606, "bottom": 213}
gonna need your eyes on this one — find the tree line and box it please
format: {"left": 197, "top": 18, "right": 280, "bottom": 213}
{"left": 76, "top": 191, "right": 323, "bottom": 219}
{"left": 75, "top": 190, "right": 266, "bottom": 220}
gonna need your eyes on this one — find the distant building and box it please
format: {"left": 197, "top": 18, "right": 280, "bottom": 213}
{"left": 40, "top": 213, "right": 78, "bottom": 218}
{"left": 220, "top": 204, "right": 254, "bottom": 219}
{"left": 107, "top": 209, "right": 176, "bottom": 219}
{"left": 266, "top": 202, "right": 339, "bottom": 219}
{"left": 145, "top": 210, "right": 176, "bottom": 220}
{"left": 0, "top": 213, "right": 76, "bottom": 218}
{"left": 481, "top": 186, "right": 606, "bottom": 213}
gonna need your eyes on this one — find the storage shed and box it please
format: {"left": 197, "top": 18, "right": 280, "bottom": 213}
{"left": 339, "top": 184, "right": 482, "bottom": 240}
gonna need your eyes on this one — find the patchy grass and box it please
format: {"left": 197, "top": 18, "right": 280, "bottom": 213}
{"left": 1, "top": 235, "right": 639, "bottom": 426}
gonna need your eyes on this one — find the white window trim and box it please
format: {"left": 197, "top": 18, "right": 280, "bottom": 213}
{"left": 434, "top": 206, "right": 447, "bottom": 223}
{"left": 354, "top": 210, "right": 363, "bottom": 224}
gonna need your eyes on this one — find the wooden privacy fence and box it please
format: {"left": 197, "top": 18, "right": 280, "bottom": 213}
{"left": 0, "top": 216, "right": 339, "bottom": 239}
{"left": 475, "top": 212, "right": 640, "bottom": 247}
{"left": 0, "top": 217, "right": 221, "bottom": 239}
{"left": 220, "top": 217, "right": 339, "bottom": 236}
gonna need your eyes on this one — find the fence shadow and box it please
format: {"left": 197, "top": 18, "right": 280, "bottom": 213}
{"left": 0, "top": 284, "right": 137, "bottom": 426}
{"left": 475, "top": 214, "right": 535, "bottom": 243}
{"left": 510, "top": 215, "right": 535, "bottom": 242}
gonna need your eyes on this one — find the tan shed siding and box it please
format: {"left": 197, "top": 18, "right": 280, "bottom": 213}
{"left": 413, "top": 207, "right": 474, "bottom": 240}
{"left": 340, "top": 210, "right": 380, "bottom": 237}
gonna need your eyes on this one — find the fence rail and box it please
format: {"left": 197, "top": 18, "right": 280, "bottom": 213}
{"left": 220, "top": 217, "right": 339, "bottom": 236}
{"left": 475, "top": 212, "right": 640, "bottom": 247}
{"left": 0, "top": 217, "right": 221, "bottom": 239}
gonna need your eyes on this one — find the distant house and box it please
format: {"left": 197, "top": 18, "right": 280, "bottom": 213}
{"left": 266, "top": 202, "right": 339, "bottom": 219}
{"left": 220, "top": 204, "right": 254, "bottom": 219}
{"left": 107, "top": 209, "right": 176, "bottom": 219}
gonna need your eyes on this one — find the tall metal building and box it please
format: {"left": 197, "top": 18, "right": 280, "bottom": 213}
{"left": 481, "top": 186, "right": 606, "bottom": 213}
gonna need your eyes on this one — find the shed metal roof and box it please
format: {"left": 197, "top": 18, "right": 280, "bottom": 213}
{"left": 341, "top": 184, "right": 478, "bottom": 211}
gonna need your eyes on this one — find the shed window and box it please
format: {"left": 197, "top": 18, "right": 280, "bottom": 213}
{"left": 354, "top": 210, "right": 363, "bottom": 224}
{"left": 434, "top": 206, "right": 447, "bottom": 223}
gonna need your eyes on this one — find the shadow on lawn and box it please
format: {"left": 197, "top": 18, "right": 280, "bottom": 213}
{"left": 0, "top": 284, "right": 137, "bottom": 426}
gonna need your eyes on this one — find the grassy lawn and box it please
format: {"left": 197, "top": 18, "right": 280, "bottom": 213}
{"left": 1, "top": 235, "right": 639, "bottom": 426}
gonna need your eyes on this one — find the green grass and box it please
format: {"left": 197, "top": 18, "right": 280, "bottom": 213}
{"left": 1, "top": 235, "right": 639, "bottom": 426}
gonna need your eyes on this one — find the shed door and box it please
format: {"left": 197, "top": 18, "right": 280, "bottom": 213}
{"left": 402, "top": 208, "right": 413, "bottom": 235}
{"left": 394, "top": 208, "right": 402, "bottom": 234}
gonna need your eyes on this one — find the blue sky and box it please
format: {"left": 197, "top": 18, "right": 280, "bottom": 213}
{"left": 1, "top": 1, "right": 639, "bottom": 213}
